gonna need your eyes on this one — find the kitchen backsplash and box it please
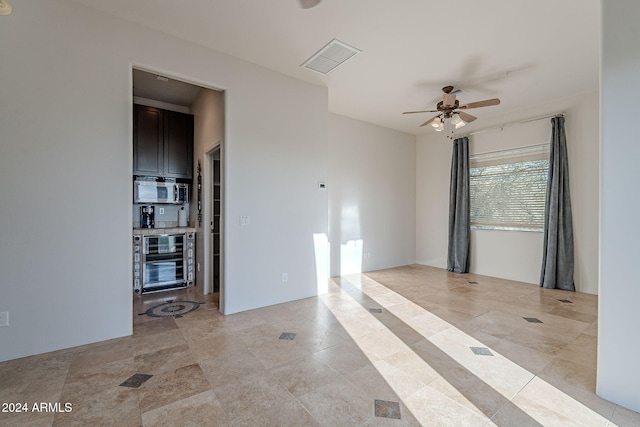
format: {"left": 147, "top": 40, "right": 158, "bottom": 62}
{"left": 133, "top": 203, "right": 190, "bottom": 228}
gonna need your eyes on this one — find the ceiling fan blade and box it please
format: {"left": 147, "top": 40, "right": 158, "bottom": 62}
{"left": 458, "top": 111, "right": 477, "bottom": 123}
{"left": 0, "top": 0, "right": 12, "bottom": 15}
{"left": 299, "top": 0, "right": 321, "bottom": 9}
{"left": 459, "top": 98, "right": 500, "bottom": 109}
{"left": 402, "top": 110, "right": 439, "bottom": 115}
{"left": 419, "top": 115, "right": 441, "bottom": 127}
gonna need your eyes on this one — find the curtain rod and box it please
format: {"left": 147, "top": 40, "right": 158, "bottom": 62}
{"left": 456, "top": 112, "right": 565, "bottom": 139}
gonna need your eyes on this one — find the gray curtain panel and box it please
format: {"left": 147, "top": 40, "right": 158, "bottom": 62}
{"left": 540, "top": 116, "right": 575, "bottom": 291}
{"left": 448, "top": 137, "right": 470, "bottom": 273}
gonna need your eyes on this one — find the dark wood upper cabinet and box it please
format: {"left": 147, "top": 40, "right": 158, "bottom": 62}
{"left": 133, "top": 104, "right": 194, "bottom": 179}
{"left": 133, "top": 105, "right": 164, "bottom": 176}
{"left": 164, "top": 110, "right": 194, "bottom": 179}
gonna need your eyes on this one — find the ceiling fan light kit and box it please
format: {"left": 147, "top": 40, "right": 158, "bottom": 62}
{"left": 403, "top": 85, "right": 500, "bottom": 137}
{"left": 451, "top": 114, "right": 465, "bottom": 129}
{"left": 431, "top": 117, "right": 444, "bottom": 131}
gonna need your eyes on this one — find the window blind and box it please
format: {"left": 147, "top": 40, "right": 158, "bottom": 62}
{"left": 470, "top": 144, "right": 550, "bottom": 231}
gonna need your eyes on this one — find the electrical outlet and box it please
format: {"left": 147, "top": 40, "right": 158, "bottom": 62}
{"left": 240, "top": 216, "right": 250, "bottom": 226}
{"left": 0, "top": 312, "right": 9, "bottom": 328}
{"left": 159, "top": 208, "right": 165, "bottom": 215}
{"left": 281, "top": 273, "right": 288, "bottom": 283}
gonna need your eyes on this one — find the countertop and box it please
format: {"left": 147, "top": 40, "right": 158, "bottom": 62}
{"left": 133, "top": 227, "right": 196, "bottom": 236}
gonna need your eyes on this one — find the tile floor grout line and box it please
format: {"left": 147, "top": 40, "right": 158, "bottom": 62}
{"left": 608, "top": 405, "right": 619, "bottom": 424}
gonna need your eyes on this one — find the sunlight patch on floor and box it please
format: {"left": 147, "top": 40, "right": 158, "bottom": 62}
{"left": 323, "top": 274, "right": 612, "bottom": 426}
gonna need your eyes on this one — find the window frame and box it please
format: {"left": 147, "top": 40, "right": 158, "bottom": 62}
{"left": 469, "top": 143, "right": 550, "bottom": 233}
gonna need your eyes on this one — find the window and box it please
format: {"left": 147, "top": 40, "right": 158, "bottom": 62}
{"left": 470, "top": 144, "right": 550, "bottom": 232}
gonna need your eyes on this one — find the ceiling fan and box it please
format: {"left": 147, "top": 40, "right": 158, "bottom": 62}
{"left": 299, "top": 0, "right": 322, "bottom": 9}
{"left": 0, "top": 0, "right": 12, "bottom": 16}
{"left": 403, "top": 86, "right": 500, "bottom": 131}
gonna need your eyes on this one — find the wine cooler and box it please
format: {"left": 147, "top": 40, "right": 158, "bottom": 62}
{"left": 133, "top": 232, "right": 195, "bottom": 294}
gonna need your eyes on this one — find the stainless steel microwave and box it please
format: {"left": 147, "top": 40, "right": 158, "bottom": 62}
{"left": 134, "top": 180, "right": 189, "bottom": 204}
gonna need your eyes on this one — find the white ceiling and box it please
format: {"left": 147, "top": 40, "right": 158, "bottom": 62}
{"left": 76, "top": 0, "right": 600, "bottom": 136}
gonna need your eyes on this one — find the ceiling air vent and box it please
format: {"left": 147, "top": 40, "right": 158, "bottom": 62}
{"left": 301, "top": 39, "right": 361, "bottom": 74}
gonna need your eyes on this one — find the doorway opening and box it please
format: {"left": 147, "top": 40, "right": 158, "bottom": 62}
{"left": 131, "top": 66, "right": 225, "bottom": 312}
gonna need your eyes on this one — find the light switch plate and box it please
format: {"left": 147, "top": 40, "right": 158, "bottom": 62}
{"left": 0, "top": 312, "right": 9, "bottom": 328}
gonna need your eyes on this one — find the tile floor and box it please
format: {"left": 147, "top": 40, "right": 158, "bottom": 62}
{"left": 2, "top": 264, "right": 640, "bottom": 426}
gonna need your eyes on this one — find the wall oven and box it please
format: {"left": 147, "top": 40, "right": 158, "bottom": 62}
{"left": 133, "top": 232, "right": 194, "bottom": 294}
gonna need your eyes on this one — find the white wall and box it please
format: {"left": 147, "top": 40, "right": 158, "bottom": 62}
{"left": 191, "top": 88, "right": 225, "bottom": 295}
{"left": 415, "top": 132, "right": 451, "bottom": 269}
{"left": 416, "top": 91, "right": 599, "bottom": 294}
{"left": 328, "top": 114, "right": 416, "bottom": 277}
{"left": 224, "top": 74, "right": 327, "bottom": 311}
{"left": 598, "top": 0, "right": 640, "bottom": 412}
{"left": 0, "top": 0, "right": 327, "bottom": 361}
